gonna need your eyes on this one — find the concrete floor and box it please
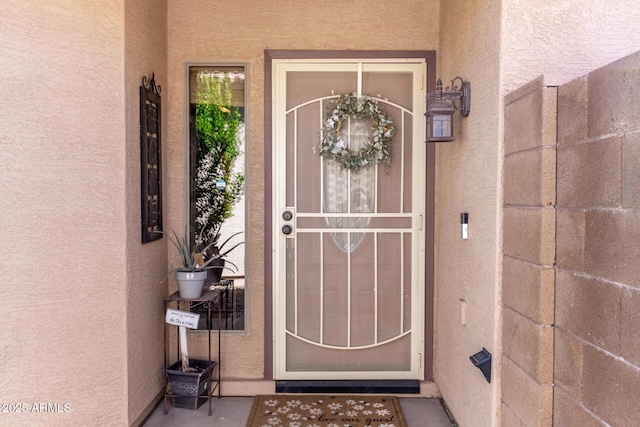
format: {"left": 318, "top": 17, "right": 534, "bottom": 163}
{"left": 143, "top": 396, "right": 454, "bottom": 426}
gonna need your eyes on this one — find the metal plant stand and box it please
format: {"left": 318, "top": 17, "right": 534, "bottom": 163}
{"left": 163, "top": 289, "right": 222, "bottom": 416}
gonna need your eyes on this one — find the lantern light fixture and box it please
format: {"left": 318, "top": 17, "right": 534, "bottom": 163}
{"left": 425, "top": 77, "right": 471, "bottom": 142}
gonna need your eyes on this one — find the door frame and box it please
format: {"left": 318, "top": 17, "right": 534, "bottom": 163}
{"left": 264, "top": 50, "right": 436, "bottom": 381}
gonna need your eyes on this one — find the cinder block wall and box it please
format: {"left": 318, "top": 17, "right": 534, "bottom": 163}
{"left": 502, "top": 52, "right": 640, "bottom": 426}
{"left": 502, "top": 77, "right": 557, "bottom": 426}
{"left": 554, "top": 52, "right": 640, "bottom": 425}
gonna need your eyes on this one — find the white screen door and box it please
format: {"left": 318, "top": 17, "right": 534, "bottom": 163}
{"left": 273, "top": 59, "right": 426, "bottom": 380}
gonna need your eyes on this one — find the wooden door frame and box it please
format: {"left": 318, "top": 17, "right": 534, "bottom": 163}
{"left": 264, "top": 50, "right": 436, "bottom": 381}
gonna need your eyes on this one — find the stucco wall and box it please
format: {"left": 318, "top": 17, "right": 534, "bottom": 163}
{"left": 502, "top": 0, "right": 640, "bottom": 93}
{"left": 124, "top": 0, "right": 168, "bottom": 424}
{"left": 166, "top": 0, "right": 440, "bottom": 381}
{"left": 435, "top": 1, "right": 503, "bottom": 426}
{"left": 0, "top": 1, "right": 128, "bottom": 425}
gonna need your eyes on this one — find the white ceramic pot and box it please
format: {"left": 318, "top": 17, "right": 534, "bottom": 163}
{"left": 175, "top": 270, "right": 207, "bottom": 299}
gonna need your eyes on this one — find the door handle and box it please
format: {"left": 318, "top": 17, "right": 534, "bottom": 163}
{"left": 282, "top": 210, "right": 293, "bottom": 221}
{"left": 282, "top": 224, "right": 293, "bottom": 235}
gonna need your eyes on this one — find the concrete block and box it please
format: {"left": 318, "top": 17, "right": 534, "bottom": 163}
{"left": 622, "top": 131, "right": 640, "bottom": 208}
{"left": 505, "top": 76, "right": 544, "bottom": 106}
{"left": 582, "top": 344, "right": 640, "bottom": 426}
{"left": 505, "top": 78, "right": 543, "bottom": 155}
{"left": 501, "top": 403, "right": 526, "bottom": 427}
{"left": 555, "top": 208, "right": 586, "bottom": 271}
{"left": 620, "top": 287, "right": 640, "bottom": 367}
{"left": 554, "top": 328, "right": 583, "bottom": 398}
{"left": 555, "top": 269, "right": 621, "bottom": 353}
{"left": 584, "top": 209, "right": 640, "bottom": 289}
{"left": 503, "top": 206, "right": 555, "bottom": 265}
{"left": 541, "top": 87, "right": 558, "bottom": 148}
{"left": 588, "top": 51, "right": 640, "bottom": 138}
{"left": 557, "top": 136, "right": 622, "bottom": 208}
{"left": 504, "top": 147, "right": 556, "bottom": 206}
{"left": 503, "top": 257, "right": 554, "bottom": 324}
{"left": 557, "top": 76, "right": 588, "bottom": 146}
{"left": 553, "top": 387, "right": 603, "bottom": 427}
{"left": 504, "top": 79, "right": 557, "bottom": 155}
{"left": 502, "top": 307, "right": 553, "bottom": 383}
{"left": 501, "top": 356, "right": 553, "bottom": 426}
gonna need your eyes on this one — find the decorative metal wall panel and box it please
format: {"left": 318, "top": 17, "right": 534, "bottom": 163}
{"left": 140, "top": 73, "right": 163, "bottom": 243}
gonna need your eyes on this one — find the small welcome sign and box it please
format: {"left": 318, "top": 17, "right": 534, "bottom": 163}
{"left": 165, "top": 308, "right": 200, "bottom": 329}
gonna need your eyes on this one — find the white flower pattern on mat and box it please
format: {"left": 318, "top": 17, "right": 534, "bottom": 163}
{"left": 287, "top": 400, "right": 302, "bottom": 407}
{"left": 376, "top": 408, "right": 391, "bottom": 416}
{"left": 264, "top": 400, "right": 279, "bottom": 406}
{"left": 327, "top": 402, "right": 343, "bottom": 411}
{"left": 309, "top": 407, "right": 322, "bottom": 416}
{"left": 380, "top": 424, "right": 396, "bottom": 427}
{"left": 287, "top": 413, "right": 302, "bottom": 420}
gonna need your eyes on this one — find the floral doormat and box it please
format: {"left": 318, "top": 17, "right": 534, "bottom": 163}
{"left": 246, "top": 395, "right": 408, "bottom": 427}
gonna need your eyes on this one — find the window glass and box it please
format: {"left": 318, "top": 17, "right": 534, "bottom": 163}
{"left": 189, "top": 65, "right": 247, "bottom": 332}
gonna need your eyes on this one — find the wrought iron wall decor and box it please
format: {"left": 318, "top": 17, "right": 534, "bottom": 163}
{"left": 140, "top": 73, "right": 163, "bottom": 243}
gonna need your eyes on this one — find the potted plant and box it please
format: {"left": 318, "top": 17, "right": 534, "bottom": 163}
{"left": 166, "top": 227, "right": 220, "bottom": 299}
{"left": 201, "top": 229, "right": 244, "bottom": 286}
{"left": 165, "top": 358, "right": 216, "bottom": 410}
{"left": 194, "top": 71, "right": 245, "bottom": 283}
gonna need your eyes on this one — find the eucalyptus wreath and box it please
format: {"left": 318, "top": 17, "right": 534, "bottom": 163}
{"left": 319, "top": 93, "right": 395, "bottom": 172}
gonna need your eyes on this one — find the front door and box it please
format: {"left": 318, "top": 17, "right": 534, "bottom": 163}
{"left": 272, "top": 59, "right": 427, "bottom": 380}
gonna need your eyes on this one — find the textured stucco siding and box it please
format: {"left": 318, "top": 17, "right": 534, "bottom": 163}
{"left": 502, "top": 0, "right": 640, "bottom": 93}
{"left": 124, "top": 0, "right": 168, "bottom": 424}
{"left": 0, "top": 1, "right": 128, "bottom": 425}
{"left": 435, "top": 1, "right": 503, "bottom": 426}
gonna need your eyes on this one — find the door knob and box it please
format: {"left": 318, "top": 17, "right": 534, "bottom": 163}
{"left": 282, "top": 224, "right": 293, "bottom": 235}
{"left": 282, "top": 210, "right": 293, "bottom": 221}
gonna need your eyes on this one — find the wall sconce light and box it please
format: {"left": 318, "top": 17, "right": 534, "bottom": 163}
{"left": 425, "top": 77, "right": 471, "bottom": 142}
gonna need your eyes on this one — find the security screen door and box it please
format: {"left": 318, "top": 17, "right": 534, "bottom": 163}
{"left": 273, "top": 60, "right": 426, "bottom": 380}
